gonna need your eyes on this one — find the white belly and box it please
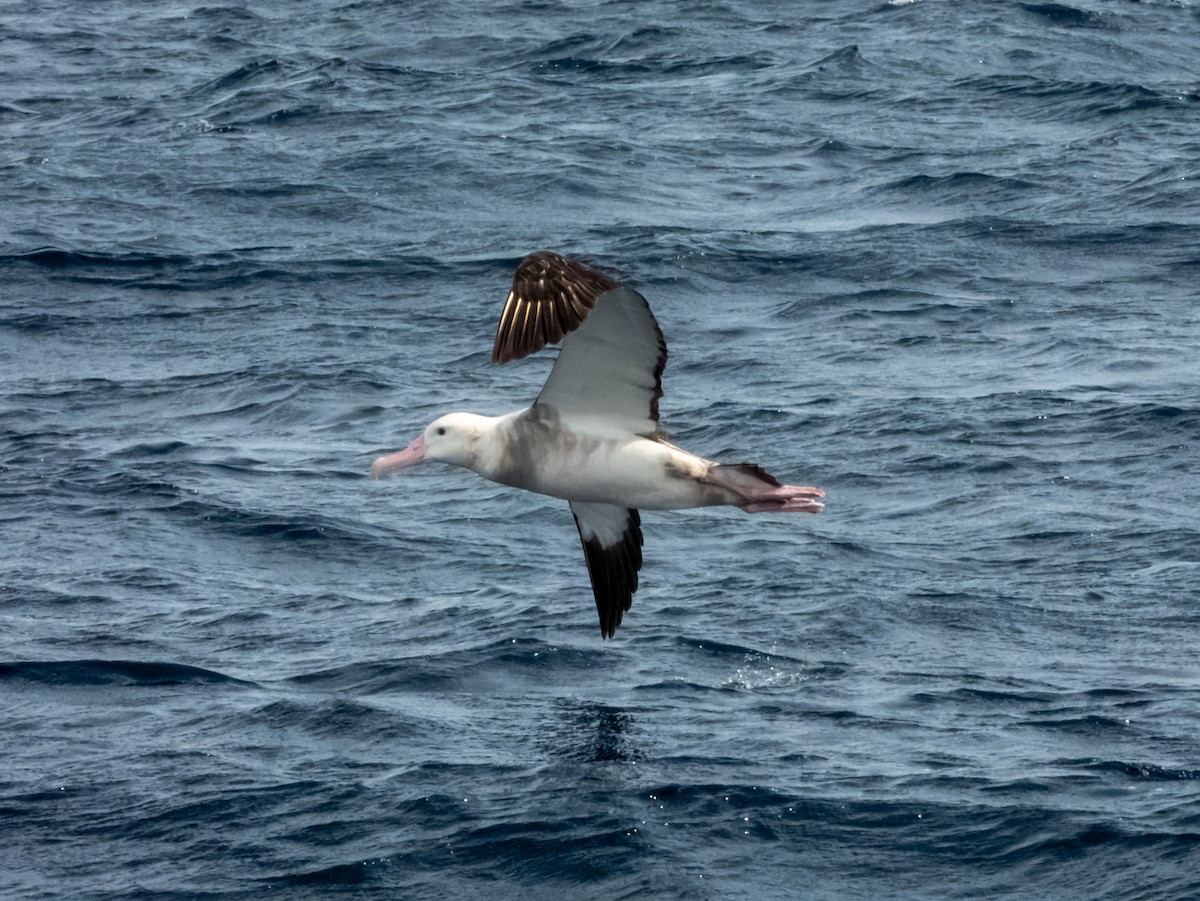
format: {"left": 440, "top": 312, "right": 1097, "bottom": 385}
{"left": 482, "top": 411, "right": 722, "bottom": 510}
{"left": 533, "top": 438, "right": 712, "bottom": 510}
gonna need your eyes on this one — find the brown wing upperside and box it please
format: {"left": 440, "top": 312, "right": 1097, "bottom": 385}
{"left": 492, "top": 251, "right": 620, "bottom": 365}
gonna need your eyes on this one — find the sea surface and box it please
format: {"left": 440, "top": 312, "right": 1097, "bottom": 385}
{"left": 3, "top": 1, "right": 1200, "bottom": 898}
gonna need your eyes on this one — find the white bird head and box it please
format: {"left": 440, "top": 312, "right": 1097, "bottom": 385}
{"left": 371, "top": 412, "right": 487, "bottom": 478}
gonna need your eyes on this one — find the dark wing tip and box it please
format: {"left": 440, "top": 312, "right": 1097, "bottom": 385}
{"left": 649, "top": 325, "right": 667, "bottom": 427}
{"left": 574, "top": 508, "right": 643, "bottom": 639}
{"left": 492, "top": 251, "right": 620, "bottom": 364}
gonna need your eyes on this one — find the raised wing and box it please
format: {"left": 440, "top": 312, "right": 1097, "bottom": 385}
{"left": 570, "top": 501, "right": 643, "bottom": 639}
{"left": 493, "top": 251, "right": 618, "bottom": 363}
{"left": 493, "top": 251, "right": 667, "bottom": 438}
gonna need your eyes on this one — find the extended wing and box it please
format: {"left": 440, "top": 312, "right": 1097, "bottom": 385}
{"left": 570, "top": 501, "right": 643, "bottom": 638}
{"left": 492, "top": 251, "right": 667, "bottom": 438}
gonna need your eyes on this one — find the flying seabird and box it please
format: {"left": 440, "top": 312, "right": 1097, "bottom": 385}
{"left": 372, "top": 251, "right": 825, "bottom": 637}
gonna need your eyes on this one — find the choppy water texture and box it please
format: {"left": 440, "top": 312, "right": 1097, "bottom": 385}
{"left": 3, "top": 1, "right": 1200, "bottom": 898}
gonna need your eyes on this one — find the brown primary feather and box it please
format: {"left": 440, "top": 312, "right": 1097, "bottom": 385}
{"left": 492, "top": 251, "right": 620, "bottom": 364}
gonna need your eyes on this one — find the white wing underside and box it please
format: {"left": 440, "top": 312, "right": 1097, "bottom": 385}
{"left": 536, "top": 286, "right": 665, "bottom": 438}
{"left": 571, "top": 500, "right": 633, "bottom": 547}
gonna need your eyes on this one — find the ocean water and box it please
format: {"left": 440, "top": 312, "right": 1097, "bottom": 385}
{"left": 3, "top": 0, "right": 1200, "bottom": 898}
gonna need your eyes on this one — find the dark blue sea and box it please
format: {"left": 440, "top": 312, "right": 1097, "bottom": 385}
{"left": 3, "top": 1, "right": 1200, "bottom": 898}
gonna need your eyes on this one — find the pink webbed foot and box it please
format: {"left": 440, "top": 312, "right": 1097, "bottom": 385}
{"left": 740, "top": 484, "right": 826, "bottom": 514}
{"left": 704, "top": 463, "right": 825, "bottom": 515}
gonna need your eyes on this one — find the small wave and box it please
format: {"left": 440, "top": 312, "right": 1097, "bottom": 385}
{"left": 775, "top": 287, "right": 952, "bottom": 320}
{"left": 522, "top": 29, "right": 773, "bottom": 82}
{"left": 955, "top": 73, "right": 1172, "bottom": 117}
{"left": 1060, "top": 758, "right": 1200, "bottom": 782}
{"left": 1030, "top": 822, "right": 1200, "bottom": 853}
{"left": 670, "top": 635, "right": 806, "bottom": 666}
{"left": 0, "top": 311, "right": 91, "bottom": 333}
{"left": 165, "top": 497, "right": 382, "bottom": 546}
{"left": 187, "top": 58, "right": 284, "bottom": 97}
{"left": 287, "top": 638, "right": 612, "bottom": 695}
{"left": 108, "top": 439, "right": 191, "bottom": 458}
{"left": 908, "top": 686, "right": 1057, "bottom": 706}
{"left": 268, "top": 861, "right": 372, "bottom": 886}
{"left": 1021, "top": 713, "right": 1132, "bottom": 732}
{"left": 805, "top": 44, "right": 870, "bottom": 73}
{"left": 876, "top": 171, "right": 1041, "bottom": 202}
{"left": 236, "top": 697, "right": 421, "bottom": 740}
{"left": 1, "top": 246, "right": 192, "bottom": 270}
{"left": 1020, "top": 3, "right": 1114, "bottom": 30}
{"left": 1066, "top": 400, "right": 1200, "bottom": 444}
{"left": 0, "top": 659, "right": 249, "bottom": 687}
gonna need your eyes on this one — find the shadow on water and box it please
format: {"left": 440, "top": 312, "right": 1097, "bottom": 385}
{"left": 540, "top": 700, "right": 643, "bottom": 764}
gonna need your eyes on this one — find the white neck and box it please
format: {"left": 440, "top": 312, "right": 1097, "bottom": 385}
{"left": 462, "top": 409, "right": 526, "bottom": 479}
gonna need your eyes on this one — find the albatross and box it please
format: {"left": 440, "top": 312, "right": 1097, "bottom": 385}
{"left": 372, "top": 251, "right": 825, "bottom": 637}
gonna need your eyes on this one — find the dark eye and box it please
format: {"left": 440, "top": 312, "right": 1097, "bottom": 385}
{"left": 436, "top": 427, "right": 446, "bottom": 436}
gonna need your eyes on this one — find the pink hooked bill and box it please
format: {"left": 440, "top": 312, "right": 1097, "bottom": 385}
{"left": 370, "top": 434, "right": 427, "bottom": 479}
